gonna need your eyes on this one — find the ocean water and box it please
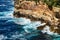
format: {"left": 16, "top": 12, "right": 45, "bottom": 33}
{"left": 0, "top": 0, "right": 60, "bottom": 40}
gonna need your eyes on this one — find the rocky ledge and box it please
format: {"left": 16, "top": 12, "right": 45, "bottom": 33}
{"left": 14, "top": 0, "right": 60, "bottom": 34}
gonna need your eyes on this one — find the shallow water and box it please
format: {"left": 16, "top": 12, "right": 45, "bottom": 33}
{"left": 0, "top": 0, "right": 60, "bottom": 40}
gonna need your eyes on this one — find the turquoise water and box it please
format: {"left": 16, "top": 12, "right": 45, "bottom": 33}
{"left": 0, "top": 0, "right": 60, "bottom": 40}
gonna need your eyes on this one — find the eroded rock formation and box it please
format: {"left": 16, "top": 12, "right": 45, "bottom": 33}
{"left": 14, "top": 0, "right": 60, "bottom": 34}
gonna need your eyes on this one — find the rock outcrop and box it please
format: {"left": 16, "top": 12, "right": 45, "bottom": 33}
{"left": 14, "top": 0, "right": 60, "bottom": 34}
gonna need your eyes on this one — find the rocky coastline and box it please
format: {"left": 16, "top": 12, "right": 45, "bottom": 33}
{"left": 14, "top": 0, "right": 60, "bottom": 34}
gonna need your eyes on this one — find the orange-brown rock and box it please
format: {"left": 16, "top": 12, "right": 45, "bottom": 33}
{"left": 14, "top": 1, "right": 59, "bottom": 25}
{"left": 53, "top": 7, "right": 60, "bottom": 19}
{"left": 14, "top": 0, "right": 60, "bottom": 34}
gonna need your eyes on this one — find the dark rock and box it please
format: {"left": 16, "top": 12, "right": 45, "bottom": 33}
{"left": 55, "top": 12, "right": 60, "bottom": 19}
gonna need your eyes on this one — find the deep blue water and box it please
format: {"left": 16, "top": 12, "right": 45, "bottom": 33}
{"left": 0, "top": 0, "right": 60, "bottom": 40}
{"left": 0, "top": 0, "right": 14, "bottom": 12}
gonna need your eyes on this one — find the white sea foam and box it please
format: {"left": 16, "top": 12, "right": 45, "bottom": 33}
{"left": 41, "top": 26, "right": 58, "bottom": 35}
{"left": 0, "top": 11, "right": 14, "bottom": 18}
{"left": 14, "top": 17, "right": 55, "bottom": 34}
{"left": 14, "top": 17, "right": 31, "bottom": 25}
{"left": 23, "top": 21, "right": 46, "bottom": 33}
{"left": 6, "top": 11, "right": 14, "bottom": 18}
{"left": 8, "top": 17, "right": 58, "bottom": 35}
{"left": 0, "top": 35, "right": 5, "bottom": 40}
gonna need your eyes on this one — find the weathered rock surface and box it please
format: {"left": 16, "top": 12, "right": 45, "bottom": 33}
{"left": 14, "top": 0, "right": 60, "bottom": 34}
{"left": 53, "top": 7, "right": 60, "bottom": 19}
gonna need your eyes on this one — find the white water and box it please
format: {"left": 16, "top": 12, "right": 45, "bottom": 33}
{"left": 0, "top": 0, "right": 59, "bottom": 40}
{"left": 13, "top": 17, "right": 58, "bottom": 35}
